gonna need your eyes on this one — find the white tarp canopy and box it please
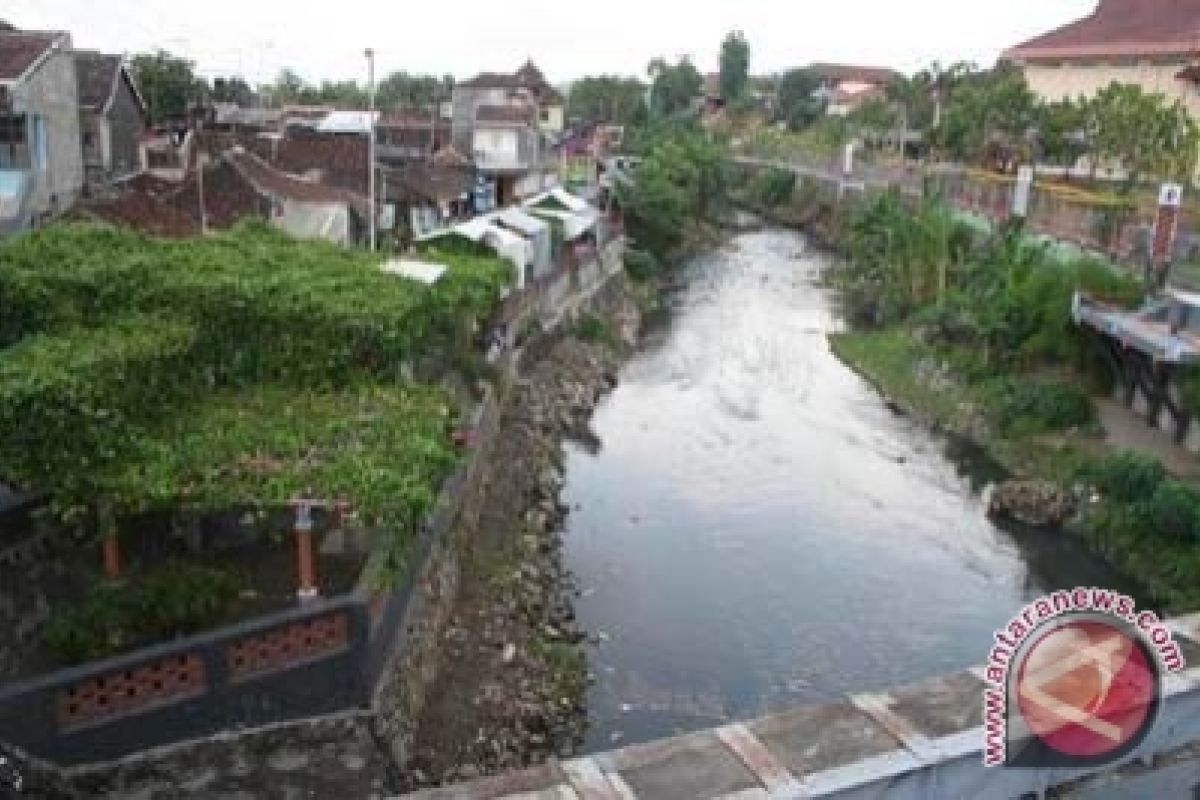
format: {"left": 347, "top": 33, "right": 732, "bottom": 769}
{"left": 421, "top": 217, "right": 530, "bottom": 288}
{"left": 316, "top": 111, "right": 380, "bottom": 134}
{"left": 523, "top": 188, "right": 598, "bottom": 240}
{"left": 379, "top": 259, "right": 448, "bottom": 285}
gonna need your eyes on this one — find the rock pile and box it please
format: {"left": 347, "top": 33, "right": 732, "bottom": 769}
{"left": 988, "top": 480, "right": 1076, "bottom": 528}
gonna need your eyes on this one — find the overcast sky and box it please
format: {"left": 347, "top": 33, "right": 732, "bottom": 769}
{"left": 7, "top": 0, "right": 1096, "bottom": 85}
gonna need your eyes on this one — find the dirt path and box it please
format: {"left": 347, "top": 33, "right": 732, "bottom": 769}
{"left": 1096, "top": 397, "right": 1200, "bottom": 478}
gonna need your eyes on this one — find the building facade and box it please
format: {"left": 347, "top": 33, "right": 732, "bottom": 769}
{"left": 76, "top": 52, "right": 147, "bottom": 191}
{"left": 1004, "top": 0, "right": 1200, "bottom": 118}
{"left": 0, "top": 29, "right": 83, "bottom": 233}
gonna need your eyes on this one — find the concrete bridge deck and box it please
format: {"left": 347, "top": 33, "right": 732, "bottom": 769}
{"left": 402, "top": 613, "right": 1200, "bottom": 799}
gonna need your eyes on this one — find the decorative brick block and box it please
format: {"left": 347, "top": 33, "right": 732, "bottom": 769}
{"left": 58, "top": 653, "right": 206, "bottom": 731}
{"left": 226, "top": 613, "right": 349, "bottom": 682}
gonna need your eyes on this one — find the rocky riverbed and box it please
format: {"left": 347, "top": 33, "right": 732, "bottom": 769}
{"left": 398, "top": 284, "right": 640, "bottom": 791}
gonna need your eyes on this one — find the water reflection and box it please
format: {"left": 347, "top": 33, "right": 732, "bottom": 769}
{"left": 561, "top": 229, "right": 1147, "bottom": 750}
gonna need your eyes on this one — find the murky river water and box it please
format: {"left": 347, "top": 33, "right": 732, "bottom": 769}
{"left": 561, "top": 228, "right": 1144, "bottom": 751}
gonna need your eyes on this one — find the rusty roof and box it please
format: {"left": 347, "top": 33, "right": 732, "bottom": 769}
{"left": 226, "top": 148, "right": 367, "bottom": 211}
{"left": 384, "top": 161, "right": 474, "bottom": 204}
{"left": 0, "top": 30, "right": 63, "bottom": 83}
{"left": 1005, "top": 0, "right": 1200, "bottom": 61}
{"left": 808, "top": 63, "right": 901, "bottom": 86}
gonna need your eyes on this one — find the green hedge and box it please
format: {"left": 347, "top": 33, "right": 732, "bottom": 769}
{"left": 0, "top": 222, "right": 507, "bottom": 524}
{"left": 0, "top": 222, "right": 509, "bottom": 385}
{"left": 0, "top": 315, "right": 198, "bottom": 507}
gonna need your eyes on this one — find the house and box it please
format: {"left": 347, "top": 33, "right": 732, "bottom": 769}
{"left": 225, "top": 147, "right": 367, "bottom": 245}
{"left": 1003, "top": 0, "right": 1200, "bottom": 120}
{"left": 381, "top": 159, "right": 474, "bottom": 241}
{"left": 809, "top": 63, "right": 900, "bottom": 117}
{"left": 0, "top": 28, "right": 83, "bottom": 233}
{"left": 75, "top": 51, "right": 148, "bottom": 190}
{"left": 451, "top": 62, "right": 565, "bottom": 205}
{"left": 376, "top": 111, "right": 451, "bottom": 164}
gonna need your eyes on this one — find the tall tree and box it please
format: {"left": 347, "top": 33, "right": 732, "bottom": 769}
{"left": 132, "top": 51, "right": 208, "bottom": 123}
{"left": 1089, "top": 83, "right": 1199, "bottom": 185}
{"left": 648, "top": 57, "right": 703, "bottom": 117}
{"left": 932, "top": 63, "right": 1037, "bottom": 164}
{"left": 211, "top": 76, "right": 256, "bottom": 106}
{"left": 376, "top": 72, "right": 453, "bottom": 109}
{"left": 775, "top": 68, "right": 824, "bottom": 130}
{"left": 719, "top": 30, "right": 750, "bottom": 102}
{"left": 568, "top": 75, "right": 647, "bottom": 125}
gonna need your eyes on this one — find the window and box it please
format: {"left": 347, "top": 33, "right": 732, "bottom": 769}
{"left": 31, "top": 116, "right": 47, "bottom": 171}
{"left": 0, "top": 114, "right": 29, "bottom": 169}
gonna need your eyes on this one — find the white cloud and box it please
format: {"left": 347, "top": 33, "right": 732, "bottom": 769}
{"left": 7, "top": 0, "right": 1097, "bottom": 84}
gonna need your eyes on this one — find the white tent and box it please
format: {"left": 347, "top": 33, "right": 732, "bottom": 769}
{"left": 522, "top": 188, "right": 598, "bottom": 240}
{"left": 421, "top": 217, "right": 530, "bottom": 288}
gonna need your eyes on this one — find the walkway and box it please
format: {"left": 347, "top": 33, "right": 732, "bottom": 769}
{"left": 400, "top": 614, "right": 1200, "bottom": 799}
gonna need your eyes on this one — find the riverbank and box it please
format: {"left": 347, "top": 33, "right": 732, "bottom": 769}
{"left": 829, "top": 328, "right": 1200, "bottom": 612}
{"left": 398, "top": 276, "right": 642, "bottom": 791}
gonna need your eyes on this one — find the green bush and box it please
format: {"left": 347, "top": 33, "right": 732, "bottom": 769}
{"left": 1079, "top": 451, "right": 1167, "bottom": 503}
{"left": 1144, "top": 481, "right": 1200, "bottom": 542}
{"left": 982, "top": 377, "right": 1094, "bottom": 435}
{"left": 575, "top": 314, "right": 614, "bottom": 346}
{"left": 43, "top": 563, "right": 239, "bottom": 664}
{"left": 0, "top": 316, "right": 198, "bottom": 508}
{"left": 624, "top": 248, "right": 660, "bottom": 282}
{"left": 0, "top": 223, "right": 504, "bottom": 523}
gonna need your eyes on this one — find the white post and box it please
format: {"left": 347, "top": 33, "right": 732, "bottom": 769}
{"left": 366, "top": 48, "right": 377, "bottom": 251}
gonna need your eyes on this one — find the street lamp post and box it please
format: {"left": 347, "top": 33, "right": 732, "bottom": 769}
{"left": 366, "top": 47, "right": 377, "bottom": 251}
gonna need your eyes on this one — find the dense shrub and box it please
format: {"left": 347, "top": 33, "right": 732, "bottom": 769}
{"left": 982, "top": 377, "right": 1094, "bottom": 435}
{"left": 43, "top": 564, "right": 239, "bottom": 664}
{"left": 624, "top": 247, "right": 660, "bottom": 281}
{"left": 1144, "top": 481, "right": 1200, "bottom": 542}
{"left": 1079, "top": 451, "right": 1167, "bottom": 503}
{"left": 0, "top": 224, "right": 503, "bottom": 524}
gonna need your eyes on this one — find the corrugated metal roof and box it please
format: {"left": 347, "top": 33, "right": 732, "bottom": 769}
{"left": 316, "top": 110, "right": 380, "bottom": 134}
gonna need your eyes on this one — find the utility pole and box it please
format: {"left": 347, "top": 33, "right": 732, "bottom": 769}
{"left": 366, "top": 47, "right": 377, "bottom": 251}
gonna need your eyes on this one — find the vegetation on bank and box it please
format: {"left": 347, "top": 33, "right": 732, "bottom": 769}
{"left": 825, "top": 192, "right": 1200, "bottom": 611}
{"left": 0, "top": 221, "right": 510, "bottom": 659}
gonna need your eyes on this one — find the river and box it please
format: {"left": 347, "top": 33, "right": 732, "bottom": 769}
{"left": 560, "top": 228, "right": 1144, "bottom": 751}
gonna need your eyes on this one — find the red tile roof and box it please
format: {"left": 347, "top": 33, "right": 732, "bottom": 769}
{"left": 1005, "top": 0, "right": 1200, "bottom": 61}
{"left": 0, "top": 30, "right": 63, "bottom": 83}
{"left": 809, "top": 63, "right": 901, "bottom": 86}
{"left": 255, "top": 130, "right": 370, "bottom": 194}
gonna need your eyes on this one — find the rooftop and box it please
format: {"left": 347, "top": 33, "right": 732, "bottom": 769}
{"left": 227, "top": 148, "right": 367, "bottom": 210}
{"left": 1004, "top": 0, "right": 1200, "bottom": 61}
{"left": 74, "top": 51, "right": 122, "bottom": 110}
{"left": 808, "top": 63, "right": 901, "bottom": 87}
{"left": 0, "top": 29, "right": 63, "bottom": 83}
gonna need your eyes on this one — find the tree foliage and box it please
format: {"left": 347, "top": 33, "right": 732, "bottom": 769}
{"left": 1089, "top": 82, "right": 1198, "bottom": 184}
{"left": 932, "top": 63, "right": 1037, "bottom": 163}
{"left": 619, "top": 124, "right": 728, "bottom": 261}
{"left": 376, "top": 71, "right": 454, "bottom": 110}
{"left": 131, "top": 50, "right": 208, "bottom": 122}
{"left": 775, "top": 68, "right": 825, "bottom": 130}
{"left": 0, "top": 222, "right": 509, "bottom": 536}
{"left": 719, "top": 30, "right": 750, "bottom": 102}
{"left": 567, "top": 75, "right": 647, "bottom": 125}
{"left": 648, "top": 57, "right": 703, "bottom": 117}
